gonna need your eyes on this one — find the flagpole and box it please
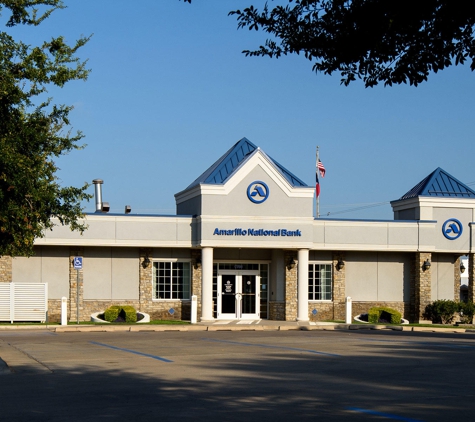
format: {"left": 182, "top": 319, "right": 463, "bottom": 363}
{"left": 316, "top": 146, "right": 320, "bottom": 218}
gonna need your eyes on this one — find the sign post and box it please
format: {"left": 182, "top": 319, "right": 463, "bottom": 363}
{"left": 73, "top": 257, "right": 83, "bottom": 324}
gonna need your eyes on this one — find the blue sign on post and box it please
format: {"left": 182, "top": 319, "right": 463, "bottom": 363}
{"left": 73, "top": 256, "right": 83, "bottom": 270}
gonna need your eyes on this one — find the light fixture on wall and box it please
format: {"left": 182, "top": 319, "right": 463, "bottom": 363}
{"left": 142, "top": 255, "right": 151, "bottom": 269}
{"left": 287, "top": 257, "right": 296, "bottom": 270}
{"left": 460, "top": 261, "right": 466, "bottom": 274}
{"left": 194, "top": 257, "right": 202, "bottom": 269}
{"left": 422, "top": 259, "right": 431, "bottom": 271}
{"left": 336, "top": 258, "right": 345, "bottom": 271}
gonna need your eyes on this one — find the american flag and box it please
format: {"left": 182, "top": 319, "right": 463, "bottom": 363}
{"left": 317, "top": 160, "right": 326, "bottom": 178}
{"left": 316, "top": 159, "right": 325, "bottom": 197}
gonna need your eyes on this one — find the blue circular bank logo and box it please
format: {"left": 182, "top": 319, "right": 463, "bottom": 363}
{"left": 442, "top": 218, "right": 463, "bottom": 240}
{"left": 247, "top": 181, "right": 269, "bottom": 204}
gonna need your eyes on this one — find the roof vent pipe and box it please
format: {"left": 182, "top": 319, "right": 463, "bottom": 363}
{"left": 92, "top": 179, "right": 104, "bottom": 212}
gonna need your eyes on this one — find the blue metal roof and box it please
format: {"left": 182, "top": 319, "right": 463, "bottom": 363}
{"left": 186, "top": 137, "right": 307, "bottom": 189}
{"left": 400, "top": 167, "right": 475, "bottom": 199}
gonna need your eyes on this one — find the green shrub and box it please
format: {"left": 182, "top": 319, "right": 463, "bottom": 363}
{"left": 458, "top": 301, "right": 475, "bottom": 324}
{"left": 104, "top": 305, "right": 137, "bottom": 323}
{"left": 368, "top": 307, "right": 402, "bottom": 324}
{"left": 423, "top": 300, "right": 459, "bottom": 324}
{"left": 104, "top": 306, "right": 121, "bottom": 322}
{"left": 121, "top": 306, "right": 137, "bottom": 323}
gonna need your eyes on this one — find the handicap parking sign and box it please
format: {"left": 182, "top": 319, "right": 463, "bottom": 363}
{"left": 73, "top": 256, "right": 83, "bottom": 270}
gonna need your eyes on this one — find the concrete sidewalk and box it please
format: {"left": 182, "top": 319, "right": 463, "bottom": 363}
{"left": 0, "top": 319, "right": 474, "bottom": 333}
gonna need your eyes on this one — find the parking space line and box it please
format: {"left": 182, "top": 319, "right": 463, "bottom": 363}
{"left": 90, "top": 341, "right": 173, "bottom": 362}
{"left": 347, "top": 407, "right": 424, "bottom": 421}
{"left": 202, "top": 338, "right": 340, "bottom": 357}
{"left": 358, "top": 337, "right": 475, "bottom": 349}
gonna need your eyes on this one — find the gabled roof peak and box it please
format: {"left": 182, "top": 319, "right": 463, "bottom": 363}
{"left": 185, "top": 137, "right": 307, "bottom": 190}
{"left": 400, "top": 167, "right": 475, "bottom": 200}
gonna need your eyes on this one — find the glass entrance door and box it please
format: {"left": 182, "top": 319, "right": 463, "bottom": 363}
{"left": 218, "top": 271, "right": 260, "bottom": 319}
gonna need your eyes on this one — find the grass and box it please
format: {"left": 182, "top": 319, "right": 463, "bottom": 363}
{"left": 0, "top": 320, "right": 191, "bottom": 325}
{"left": 323, "top": 319, "right": 473, "bottom": 329}
{"left": 0, "top": 319, "right": 470, "bottom": 328}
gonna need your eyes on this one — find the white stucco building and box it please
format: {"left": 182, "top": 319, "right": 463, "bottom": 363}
{"left": 2, "top": 138, "right": 474, "bottom": 323}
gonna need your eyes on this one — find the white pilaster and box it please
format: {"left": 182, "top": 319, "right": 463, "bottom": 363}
{"left": 201, "top": 247, "right": 214, "bottom": 321}
{"left": 297, "top": 248, "right": 309, "bottom": 321}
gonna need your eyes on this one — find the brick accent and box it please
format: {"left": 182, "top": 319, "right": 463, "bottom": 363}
{"left": 69, "top": 247, "right": 84, "bottom": 322}
{"left": 269, "top": 301, "right": 285, "bottom": 320}
{"left": 139, "top": 248, "right": 153, "bottom": 311}
{"left": 284, "top": 251, "right": 297, "bottom": 321}
{"left": 469, "top": 253, "right": 475, "bottom": 303}
{"left": 308, "top": 301, "right": 408, "bottom": 322}
{"left": 308, "top": 302, "right": 334, "bottom": 321}
{"left": 48, "top": 299, "right": 63, "bottom": 323}
{"left": 332, "top": 252, "right": 346, "bottom": 320}
{"left": 47, "top": 298, "right": 191, "bottom": 323}
{"left": 0, "top": 256, "right": 12, "bottom": 282}
{"left": 411, "top": 252, "right": 432, "bottom": 322}
{"left": 454, "top": 255, "right": 462, "bottom": 301}
{"left": 191, "top": 249, "right": 202, "bottom": 318}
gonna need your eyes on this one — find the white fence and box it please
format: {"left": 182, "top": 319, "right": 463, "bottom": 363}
{"left": 0, "top": 283, "right": 48, "bottom": 323}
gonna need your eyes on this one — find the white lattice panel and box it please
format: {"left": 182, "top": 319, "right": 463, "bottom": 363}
{"left": 0, "top": 284, "right": 12, "bottom": 321}
{"left": 0, "top": 283, "right": 47, "bottom": 323}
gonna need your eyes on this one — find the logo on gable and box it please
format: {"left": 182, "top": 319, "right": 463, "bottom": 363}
{"left": 442, "top": 218, "right": 463, "bottom": 240}
{"left": 247, "top": 181, "right": 269, "bottom": 204}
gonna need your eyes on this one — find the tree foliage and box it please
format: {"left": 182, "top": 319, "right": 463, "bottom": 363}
{"left": 229, "top": 0, "right": 475, "bottom": 87}
{"left": 0, "top": 0, "right": 92, "bottom": 256}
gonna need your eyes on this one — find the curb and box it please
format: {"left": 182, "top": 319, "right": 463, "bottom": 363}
{"left": 1, "top": 323, "right": 475, "bottom": 334}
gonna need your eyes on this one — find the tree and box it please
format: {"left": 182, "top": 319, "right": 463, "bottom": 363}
{"left": 0, "top": 0, "right": 92, "bottom": 256}
{"left": 229, "top": 0, "right": 475, "bottom": 87}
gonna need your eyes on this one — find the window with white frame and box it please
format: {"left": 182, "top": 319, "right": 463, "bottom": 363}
{"left": 308, "top": 263, "right": 332, "bottom": 301}
{"left": 153, "top": 261, "right": 191, "bottom": 300}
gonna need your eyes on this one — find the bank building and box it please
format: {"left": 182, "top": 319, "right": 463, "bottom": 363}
{"left": 1, "top": 137, "right": 474, "bottom": 323}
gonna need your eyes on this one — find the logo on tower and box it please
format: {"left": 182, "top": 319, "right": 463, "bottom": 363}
{"left": 442, "top": 218, "right": 463, "bottom": 240}
{"left": 247, "top": 181, "right": 269, "bottom": 204}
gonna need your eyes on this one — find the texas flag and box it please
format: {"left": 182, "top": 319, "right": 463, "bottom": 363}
{"left": 316, "top": 159, "right": 325, "bottom": 197}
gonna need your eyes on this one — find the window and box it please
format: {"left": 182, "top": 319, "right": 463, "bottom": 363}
{"left": 153, "top": 261, "right": 190, "bottom": 299}
{"left": 308, "top": 263, "right": 332, "bottom": 301}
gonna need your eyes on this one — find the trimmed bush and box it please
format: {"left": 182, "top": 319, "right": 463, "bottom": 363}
{"left": 423, "top": 300, "right": 459, "bottom": 324}
{"left": 104, "top": 305, "right": 137, "bottom": 323}
{"left": 104, "top": 306, "right": 121, "bottom": 322}
{"left": 368, "top": 307, "right": 402, "bottom": 324}
{"left": 458, "top": 301, "right": 475, "bottom": 324}
{"left": 121, "top": 305, "right": 137, "bottom": 323}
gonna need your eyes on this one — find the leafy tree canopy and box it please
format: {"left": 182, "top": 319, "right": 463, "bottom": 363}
{"left": 228, "top": 0, "right": 475, "bottom": 87}
{"left": 0, "top": 0, "right": 92, "bottom": 256}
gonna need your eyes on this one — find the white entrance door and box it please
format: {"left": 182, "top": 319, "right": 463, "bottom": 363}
{"left": 217, "top": 271, "right": 260, "bottom": 320}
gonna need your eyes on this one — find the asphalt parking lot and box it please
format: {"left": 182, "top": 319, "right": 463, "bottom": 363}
{"left": 1, "top": 329, "right": 474, "bottom": 421}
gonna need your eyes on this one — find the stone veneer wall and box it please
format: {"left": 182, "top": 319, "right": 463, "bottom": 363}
{"left": 332, "top": 251, "right": 346, "bottom": 320}
{"left": 352, "top": 301, "right": 408, "bottom": 320}
{"left": 69, "top": 247, "right": 83, "bottom": 322}
{"left": 454, "top": 255, "right": 462, "bottom": 301}
{"left": 307, "top": 301, "right": 408, "bottom": 322}
{"left": 269, "top": 301, "right": 285, "bottom": 320}
{"left": 48, "top": 300, "right": 62, "bottom": 323}
{"left": 284, "top": 251, "right": 297, "bottom": 321}
{"left": 469, "top": 253, "right": 475, "bottom": 303}
{"left": 411, "top": 252, "right": 432, "bottom": 322}
{"left": 0, "top": 256, "right": 12, "bottom": 282}
{"left": 47, "top": 299, "right": 190, "bottom": 323}
{"left": 191, "top": 249, "right": 202, "bottom": 318}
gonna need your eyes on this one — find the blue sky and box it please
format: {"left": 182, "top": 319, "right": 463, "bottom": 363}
{"left": 7, "top": 0, "right": 475, "bottom": 219}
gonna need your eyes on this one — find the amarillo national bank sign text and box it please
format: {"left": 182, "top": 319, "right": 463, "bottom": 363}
{"left": 213, "top": 228, "right": 301, "bottom": 237}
